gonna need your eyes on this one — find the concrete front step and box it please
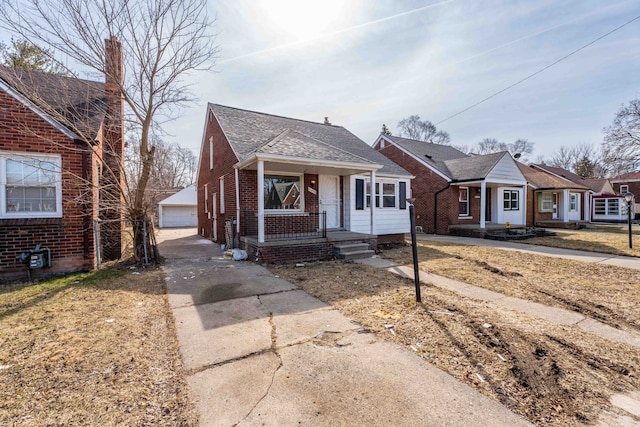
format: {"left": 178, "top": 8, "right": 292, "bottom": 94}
{"left": 334, "top": 243, "right": 370, "bottom": 253}
{"left": 341, "top": 250, "right": 376, "bottom": 261}
{"left": 334, "top": 243, "right": 375, "bottom": 260}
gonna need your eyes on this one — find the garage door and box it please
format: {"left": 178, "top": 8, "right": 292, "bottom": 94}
{"left": 161, "top": 206, "right": 197, "bottom": 228}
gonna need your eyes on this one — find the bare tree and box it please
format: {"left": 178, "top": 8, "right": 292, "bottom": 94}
{"left": 602, "top": 98, "right": 640, "bottom": 176}
{"left": 396, "top": 115, "right": 450, "bottom": 144}
{"left": 0, "top": 0, "right": 218, "bottom": 262}
{"left": 548, "top": 144, "right": 606, "bottom": 178}
{"left": 469, "top": 137, "right": 534, "bottom": 162}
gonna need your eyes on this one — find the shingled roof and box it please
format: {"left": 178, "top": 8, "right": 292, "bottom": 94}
{"left": 385, "top": 135, "right": 514, "bottom": 181}
{"left": 209, "top": 104, "right": 410, "bottom": 176}
{"left": 385, "top": 135, "right": 468, "bottom": 177}
{"left": 517, "top": 163, "right": 587, "bottom": 190}
{"left": 0, "top": 65, "right": 106, "bottom": 139}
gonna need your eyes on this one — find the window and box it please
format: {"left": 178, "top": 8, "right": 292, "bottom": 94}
{"left": 594, "top": 198, "right": 620, "bottom": 216}
{"left": 539, "top": 193, "right": 553, "bottom": 212}
{"left": 264, "top": 174, "right": 301, "bottom": 210}
{"left": 569, "top": 193, "right": 578, "bottom": 211}
{"left": 1, "top": 153, "right": 62, "bottom": 218}
{"left": 219, "top": 177, "right": 225, "bottom": 214}
{"left": 620, "top": 184, "right": 629, "bottom": 194}
{"left": 458, "top": 187, "right": 469, "bottom": 216}
{"left": 365, "top": 182, "right": 379, "bottom": 208}
{"left": 503, "top": 190, "right": 519, "bottom": 211}
{"left": 382, "top": 183, "right": 396, "bottom": 208}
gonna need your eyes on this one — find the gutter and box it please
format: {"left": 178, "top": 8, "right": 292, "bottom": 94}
{"left": 433, "top": 183, "right": 451, "bottom": 234}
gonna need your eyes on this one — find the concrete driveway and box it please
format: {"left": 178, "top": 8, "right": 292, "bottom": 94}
{"left": 157, "top": 228, "right": 532, "bottom": 426}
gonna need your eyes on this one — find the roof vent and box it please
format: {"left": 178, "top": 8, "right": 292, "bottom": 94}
{"left": 324, "top": 117, "right": 331, "bottom": 125}
{"left": 424, "top": 154, "right": 433, "bottom": 159}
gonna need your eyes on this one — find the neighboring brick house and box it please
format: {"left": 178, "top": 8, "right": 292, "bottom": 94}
{"left": 517, "top": 163, "right": 589, "bottom": 227}
{"left": 373, "top": 134, "right": 527, "bottom": 235}
{"left": 197, "top": 104, "right": 413, "bottom": 262}
{"left": 530, "top": 164, "right": 621, "bottom": 222}
{"left": 610, "top": 171, "right": 640, "bottom": 216}
{"left": 0, "top": 37, "right": 124, "bottom": 280}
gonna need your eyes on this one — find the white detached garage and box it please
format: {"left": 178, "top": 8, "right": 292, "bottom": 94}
{"left": 158, "top": 185, "right": 197, "bottom": 228}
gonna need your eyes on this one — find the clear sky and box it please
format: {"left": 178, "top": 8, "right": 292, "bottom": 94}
{"left": 3, "top": 0, "right": 640, "bottom": 161}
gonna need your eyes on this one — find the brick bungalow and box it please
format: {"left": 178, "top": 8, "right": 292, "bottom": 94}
{"left": 530, "top": 164, "right": 622, "bottom": 223}
{"left": 197, "top": 104, "right": 413, "bottom": 262}
{"left": 610, "top": 171, "right": 640, "bottom": 216}
{"left": 0, "top": 37, "right": 124, "bottom": 280}
{"left": 373, "top": 134, "right": 527, "bottom": 235}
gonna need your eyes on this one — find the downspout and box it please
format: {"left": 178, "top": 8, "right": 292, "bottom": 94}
{"left": 433, "top": 183, "right": 451, "bottom": 234}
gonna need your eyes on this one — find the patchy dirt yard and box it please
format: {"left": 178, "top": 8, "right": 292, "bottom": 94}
{"left": 270, "top": 241, "right": 640, "bottom": 426}
{"left": 0, "top": 268, "right": 196, "bottom": 426}
{"left": 526, "top": 226, "right": 639, "bottom": 258}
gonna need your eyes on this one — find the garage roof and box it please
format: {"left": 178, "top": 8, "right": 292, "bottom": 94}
{"left": 158, "top": 185, "right": 196, "bottom": 206}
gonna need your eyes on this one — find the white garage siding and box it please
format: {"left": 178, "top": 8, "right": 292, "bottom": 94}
{"left": 159, "top": 205, "right": 198, "bottom": 228}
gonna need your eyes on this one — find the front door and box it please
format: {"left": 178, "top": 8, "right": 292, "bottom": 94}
{"left": 552, "top": 193, "right": 558, "bottom": 219}
{"left": 319, "top": 175, "right": 340, "bottom": 229}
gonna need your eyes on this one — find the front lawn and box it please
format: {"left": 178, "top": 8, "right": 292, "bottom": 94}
{"left": 526, "top": 224, "right": 639, "bottom": 257}
{"left": 271, "top": 241, "right": 640, "bottom": 426}
{"left": 0, "top": 268, "right": 196, "bottom": 426}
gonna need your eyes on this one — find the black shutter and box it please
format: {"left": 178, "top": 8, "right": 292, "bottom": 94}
{"left": 375, "top": 183, "right": 380, "bottom": 208}
{"left": 399, "top": 182, "right": 407, "bottom": 210}
{"left": 355, "top": 179, "right": 364, "bottom": 210}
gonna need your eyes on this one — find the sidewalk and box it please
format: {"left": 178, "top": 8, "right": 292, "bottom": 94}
{"left": 157, "top": 229, "right": 532, "bottom": 426}
{"left": 413, "top": 234, "right": 640, "bottom": 270}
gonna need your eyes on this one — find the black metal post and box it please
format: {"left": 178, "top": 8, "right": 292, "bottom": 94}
{"left": 629, "top": 205, "right": 633, "bottom": 249}
{"left": 409, "top": 203, "right": 421, "bottom": 303}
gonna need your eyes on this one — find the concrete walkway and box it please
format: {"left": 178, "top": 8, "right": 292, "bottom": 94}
{"left": 157, "top": 229, "right": 532, "bottom": 426}
{"left": 414, "top": 234, "right": 640, "bottom": 270}
{"left": 356, "top": 257, "right": 640, "bottom": 348}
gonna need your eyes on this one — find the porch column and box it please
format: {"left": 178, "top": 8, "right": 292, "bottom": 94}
{"left": 563, "top": 189, "right": 570, "bottom": 222}
{"left": 257, "top": 160, "right": 265, "bottom": 243}
{"left": 370, "top": 170, "right": 376, "bottom": 235}
{"left": 479, "top": 182, "right": 486, "bottom": 229}
{"left": 522, "top": 185, "right": 527, "bottom": 226}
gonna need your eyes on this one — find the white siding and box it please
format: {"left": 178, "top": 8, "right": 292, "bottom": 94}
{"left": 495, "top": 187, "right": 525, "bottom": 225}
{"left": 567, "top": 193, "right": 581, "bottom": 221}
{"left": 160, "top": 205, "right": 198, "bottom": 228}
{"left": 486, "top": 155, "right": 526, "bottom": 184}
{"left": 346, "top": 175, "right": 411, "bottom": 235}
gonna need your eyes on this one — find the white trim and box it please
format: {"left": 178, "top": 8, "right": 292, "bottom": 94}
{"left": 0, "top": 79, "right": 79, "bottom": 141}
{"left": 219, "top": 176, "right": 225, "bottom": 214}
{"left": 236, "top": 152, "right": 382, "bottom": 172}
{"left": 257, "top": 160, "right": 264, "bottom": 243}
{"left": 0, "top": 151, "right": 63, "bottom": 219}
{"left": 480, "top": 182, "right": 486, "bottom": 228}
{"left": 263, "top": 171, "right": 304, "bottom": 213}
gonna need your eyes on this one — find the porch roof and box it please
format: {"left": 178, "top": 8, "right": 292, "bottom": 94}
{"left": 211, "top": 104, "right": 410, "bottom": 177}
{"left": 518, "top": 163, "right": 588, "bottom": 190}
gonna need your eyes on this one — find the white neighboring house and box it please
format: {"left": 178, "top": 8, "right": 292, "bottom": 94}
{"left": 158, "top": 185, "right": 197, "bottom": 228}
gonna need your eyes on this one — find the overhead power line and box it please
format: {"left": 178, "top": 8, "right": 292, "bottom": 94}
{"left": 436, "top": 13, "right": 640, "bottom": 126}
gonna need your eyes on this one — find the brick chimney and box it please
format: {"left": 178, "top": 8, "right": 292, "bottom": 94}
{"left": 100, "top": 36, "right": 125, "bottom": 260}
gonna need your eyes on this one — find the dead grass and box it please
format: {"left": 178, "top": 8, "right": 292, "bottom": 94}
{"left": 525, "top": 225, "right": 639, "bottom": 257}
{"left": 270, "top": 243, "right": 640, "bottom": 426}
{"left": 0, "top": 267, "right": 196, "bottom": 426}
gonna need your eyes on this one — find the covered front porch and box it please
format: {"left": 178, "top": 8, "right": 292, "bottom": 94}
{"left": 234, "top": 155, "right": 382, "bottom": 244}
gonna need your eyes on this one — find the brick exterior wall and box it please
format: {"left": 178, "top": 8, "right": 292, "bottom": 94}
{"left": 613, "top": 181, "right": 640, "bottom": 199}
{"left": 0, "top": 88, "right": 98, "bottom": 281}
{"left": 376, "top": 142, "right": 488, "bottom": 234}
{"left": 197, "top": 109, "right": 239, "bottom": 242}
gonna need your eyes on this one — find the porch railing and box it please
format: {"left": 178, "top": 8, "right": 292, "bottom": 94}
{"left": 240, "top": 210, "right": 327, "bottom": 241}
